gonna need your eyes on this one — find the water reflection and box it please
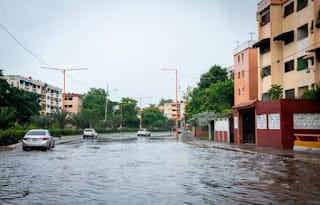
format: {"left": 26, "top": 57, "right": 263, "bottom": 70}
{"left": 0, "top": 137, "right": 319, "bottom": 205}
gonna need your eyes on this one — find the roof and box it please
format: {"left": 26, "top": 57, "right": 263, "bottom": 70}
{"left": 233, "top": 100, "right": 257, "bottom": 109}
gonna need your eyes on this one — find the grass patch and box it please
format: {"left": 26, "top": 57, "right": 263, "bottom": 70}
{"left": 199, "top": 135, "right": 209, "bottom": 140}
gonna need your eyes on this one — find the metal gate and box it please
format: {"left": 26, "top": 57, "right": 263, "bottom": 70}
{"left": 242, "top": 108, "right": 255, "bottom": 144}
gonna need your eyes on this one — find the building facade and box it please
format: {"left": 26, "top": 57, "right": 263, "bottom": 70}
{"left": 233, "top": 40, "right": 259, "bottom": 105}
{"left": 64, "top": 93, "right": 83, "bottom": 114}
{"left": 254, "top": 0, "right": 320, "bottom": 100}
{"left": 233, "top": 0, "right": 320, "bottom": 149}
{"left": 4, "top": 75, "right": 62, "bottom": 115}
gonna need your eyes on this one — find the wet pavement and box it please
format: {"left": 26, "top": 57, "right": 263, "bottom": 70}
{"left": 0, "top": 132, "right": 320, "bottom": 205}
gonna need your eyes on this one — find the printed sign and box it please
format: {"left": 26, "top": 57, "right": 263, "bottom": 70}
{"left": 234, "top": 116, "right": 238, "bottom": 129}
{"left": 268, "top": 113, "right": 280, "bottom": 130}
{"left": 257, "top": 114, "right": 267, "bottom": 129}
{"left": 294, "top": 113, "right": 320, "bottom": 129}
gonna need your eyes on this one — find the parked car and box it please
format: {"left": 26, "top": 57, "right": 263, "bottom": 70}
{"left": 83, "top": 128, "right": 98, "bottom": 139}
{"left": 22, "top": 129, "right": 55, "bottom": 151}
{"left": 137, "top": 128, "right": 151, "bottom": 137}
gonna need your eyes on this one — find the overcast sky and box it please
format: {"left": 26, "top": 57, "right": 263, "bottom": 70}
{"left": 1, "top": 0, "right": 260, "bottom": 107}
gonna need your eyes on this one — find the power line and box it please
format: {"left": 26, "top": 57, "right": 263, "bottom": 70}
{"left": 0, "top": 23, "right": 50, "bottom": 67}
{"left": 0, "top": 23, "right": 93, "bottom": 91}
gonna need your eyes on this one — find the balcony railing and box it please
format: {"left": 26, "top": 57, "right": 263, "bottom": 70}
{"left": 258, "top": 0, "right": 271, "bottom": 12}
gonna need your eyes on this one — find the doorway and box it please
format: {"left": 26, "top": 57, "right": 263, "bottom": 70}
{"left": 242, "top": 108, "right": 255, "bottom": 144}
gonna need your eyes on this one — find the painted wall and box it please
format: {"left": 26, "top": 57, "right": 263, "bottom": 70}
{"left": 256, "top": 99, "right": 320, "bottom": 149}
{"left": 192, "top": 126, "right": 208, "bottom": 138}
{"left": 214, "top": 117, "right": 230, "bottom": 143}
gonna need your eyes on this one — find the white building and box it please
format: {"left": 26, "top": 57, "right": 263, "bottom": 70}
{"left": 3, "top": 75, "right": 62, "bottom": 115}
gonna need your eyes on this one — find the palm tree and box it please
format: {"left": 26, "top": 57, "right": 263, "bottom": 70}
{"left": 0, "top": 107, "right": 16, "bottom": 129}
{"left": 52, "top": 110, "right": 69, "bottom": 129}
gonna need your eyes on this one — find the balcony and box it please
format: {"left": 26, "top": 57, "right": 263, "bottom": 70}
{"left": 258, "top": 0, "right": 270, "bottom": 12}
{"left": 257, "top": 0, "right": 284, "bottom": 13}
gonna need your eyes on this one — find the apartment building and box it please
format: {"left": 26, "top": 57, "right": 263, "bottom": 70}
{"left": 254, "top": 0, "right": 320, "bottom": 100}
{"left": 4, "top": 75, "right": 62, "bottom": 115}
{"left": 159, "top": 101, "right": 186, "bottom": 120}
{"left": 64, "top": 93, "right": 83, "bottom": 114}
{"left": 233, "top": 40, "right": 259, "bottom": 105}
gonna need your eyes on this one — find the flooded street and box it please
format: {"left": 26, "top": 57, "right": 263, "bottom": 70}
{"left": 1, "top": 133, "right": 320, "bottom": 205}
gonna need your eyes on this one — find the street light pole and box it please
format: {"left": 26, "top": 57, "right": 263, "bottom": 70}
{"left": 134, "top": 96, "right": 152, "bottom": 129}
{"left": 162, "top": 68, "right": 179, "bottom": 138}
{"left": 41, "top": 67, "right": 87, "bottom": 111}
{"left": 105, "top": 85, "right": 117, "bottom": 125}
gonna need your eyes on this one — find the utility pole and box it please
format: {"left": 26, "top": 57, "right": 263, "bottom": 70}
{"left": 41, "top": 67, "right": 87, "bottom": 111}
{"left": 105, "top": 84, "right": 117, "bottom": 122}
{"left": 162, "top": 68, "right": 179, "bottom": 138}
{"left": 105, "top": 84, "right": 109, "bottom": 122}
{"left": 134, "top": 96, "right": 152, "bottom": 129}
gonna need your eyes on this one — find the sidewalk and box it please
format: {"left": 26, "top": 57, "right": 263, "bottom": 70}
{"left": 181, "top": 131, "right": 320, "bottom": 165}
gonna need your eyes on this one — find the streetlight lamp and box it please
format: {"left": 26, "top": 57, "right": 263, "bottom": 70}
{"left": 162, "top": 68, "right": 179, "bottom": 138}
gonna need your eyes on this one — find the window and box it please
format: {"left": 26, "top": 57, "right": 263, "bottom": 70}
{"left": 261, "top": 66, "right": 271, "bottom": 78}
{"left": 238, "top": 88, "right": 241, "bottom": 96}
{"left": 238, "top": 55, "right": 240, "bottom": 63}
{"left": 261, "top": 93, "right": 270, "bottom": 101}
{"left": 241, "top": 53, "right": 244, "bottom": 61}
{"left": 297, "top": 57, "right": 308, "bottom": 71}
{"left": 242, "top": 70, "right": 245, "bottom": 77}
{"left": 238, "top": 72, "right": 240, "bottom": 79}
{"left": 260, "top": 10, "right": 270, "bottom": 26}
{"left": 284, "top": 60, "right": 294, "bottom": 72}
{"left": 297, "top": 0, "right": 308, "bottom": 12}
{"left": 284, "top": 2, "right": 294, "bottom": 17}
{"left": 298, "top": 86, "right": 308, "bottom": 98}
{"left": 285, "top": 89, "right": 295, "bottom": 99}
{"left": 297, "top": 24, "right": 308, "bottom": 40}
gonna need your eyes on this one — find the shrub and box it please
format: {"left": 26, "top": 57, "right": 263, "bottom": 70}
{"left": 0, "top": 129, "right": 26, "bottom": 146}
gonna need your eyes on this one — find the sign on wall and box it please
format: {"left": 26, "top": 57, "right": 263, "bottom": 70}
{"left": 294, "top": 113, "right": 320, "bottom": 129}
{"left": 257, "top": 114, "right": 267, "bottom": 129}
{"left": 234, "top": 116, "right": 238, "bottom": 129}
{"left": 268, "top": 113, "right": 280, "bottom": 130}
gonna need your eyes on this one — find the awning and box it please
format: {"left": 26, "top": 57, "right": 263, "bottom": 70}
{"left": 233, "top": 100, "right": 257, "bottom": 110}
{"left": 307, "top": 45, "right": 320, "bottom": 52}
{"left": 253, "top": 38, "right": 270, "bottom": 48}
{"left": 303, "top": 53, "right": 314, "bottom": 60}
{"left": 273, "top": 30, "right": 294, "bottom": 43}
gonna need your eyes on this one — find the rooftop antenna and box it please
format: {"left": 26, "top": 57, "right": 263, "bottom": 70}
{"left": 249, "top": 32, "right": 255, "bottom": 41}
{"left": 235, "top": 41, "right": 241, "bottom": 48}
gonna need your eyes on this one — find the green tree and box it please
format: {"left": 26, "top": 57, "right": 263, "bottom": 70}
{"left": 142, "top": 105, "right": 167, "bottom": 128}
{"left": 0, "top": 107, "right": 16, "bottom": 129}
{"left": 8, "top": 87, "right": 40, "bottom": 124}
{"left": 81, "top": 88, "right": 107, "bottom": 127}
{"left": 301, "top": 84, "right": 320, "bottom": 100}
{"left": 185, "top": 65, "right": 233, "bottom": 121}
{"left": 267, "top": 84, "right": 283, "bottom": 100}
{"left": 119, "top": 97, "right": 139, "bottom": 128}
{"left": 70, "top": 112, "right": 90, "bottom": 129}
{"left": 198, "top": 65, "right": 228, "bottom": 89}
{"left": 31, "top": 115, "right": 53, "bottom": 128}
{"left": 82, "top": 88, "right": 107, "bottom": 120}
{"left": 52, "top": 110, "right": 69, "bottom": 129}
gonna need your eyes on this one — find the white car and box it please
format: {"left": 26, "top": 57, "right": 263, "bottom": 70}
{"left": 22, "top": 129, "right": 55, "bottom": 151}
{"left": 83, "top": 128, "right": 98, "bottom": 139}
{"left": 137, "top": 128, "right": 151, "bottom": 137}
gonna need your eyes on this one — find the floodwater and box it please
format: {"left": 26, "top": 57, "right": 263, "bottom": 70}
{"left": 0, "top": 134, "right": 319, "bottom": 205}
